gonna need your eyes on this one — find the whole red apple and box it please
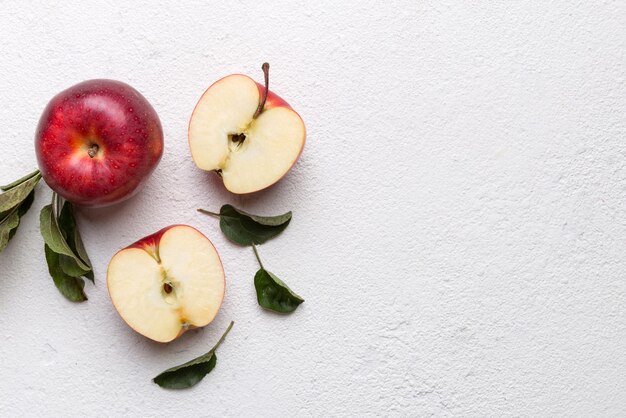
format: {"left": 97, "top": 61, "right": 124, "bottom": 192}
{"left": 35, "top": 79, "right": 163, "bottom": 207}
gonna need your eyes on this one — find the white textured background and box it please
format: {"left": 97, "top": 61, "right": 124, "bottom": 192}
{"left": 0, "top": 1, "right": 624, "bottom": 416}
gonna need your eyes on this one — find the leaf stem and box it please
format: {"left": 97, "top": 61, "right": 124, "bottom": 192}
{"left": 213, "top": 321, "right": 234, "bottom": 351}
{"left": 197, "top": 208, "right": 221, "bottom": 219}
{"left": 253, "top": 62, "right": 270, "bottom": 119}
{"left": 252, "top": 244, "right": 264, "bottom": 269}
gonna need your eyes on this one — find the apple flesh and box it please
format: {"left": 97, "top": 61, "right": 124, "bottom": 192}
{"left": 35, "top": 79, "right": 163, "bottom": 207}
{"left": 107, "top": 225, "right": 225, "bottom": 343}
{"left": 188, "top": 69, "right": 305, "bottom": 194}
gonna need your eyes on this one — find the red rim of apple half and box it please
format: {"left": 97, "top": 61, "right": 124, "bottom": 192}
{"left": 188, "top": 63, "right": 306, "bottom": 194}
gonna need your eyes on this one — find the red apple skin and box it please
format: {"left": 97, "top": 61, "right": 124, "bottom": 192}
{"left": 126, "top": 224, "right": 175, "bottom": 261}
{"left": 128, "top": 224, "right": 173, "bottom": 250}
{"left": 35, "top": 79, "right": 163, "bottom": 207}
{"left": 255, "top": 81, "right": 292, "bottom": 110}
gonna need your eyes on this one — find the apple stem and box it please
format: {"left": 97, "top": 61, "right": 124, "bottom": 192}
{"left": 253, "top": 62, "right": 270, "bottom": 119}
{"left": 50, "top": 192, "right": 67, "bottom": 238}
{"left": 252, "top": 244, "right": 264, "bottom": 269}
{"left": 87, "top": 144, "right": 99, "bottom": 158}
{"left": 52, "top": 191, "right": 64, "bottom": 219}
{"left": 213, "top": 321, "right": 235, "bottom": 351}
{"left": 197, "top": 208, "right": 221, "bottom": 219}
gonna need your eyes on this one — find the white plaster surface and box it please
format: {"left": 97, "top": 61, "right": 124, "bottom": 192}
{"left": 0, "top": 1, "right": 624, "bottom": 416}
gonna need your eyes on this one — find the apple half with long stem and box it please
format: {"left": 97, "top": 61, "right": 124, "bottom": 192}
{"left": 107, "top": 225, "right": 225, "bottom": 343}
{"left": 188, "top": 63, "right": 305, "bottom": 194}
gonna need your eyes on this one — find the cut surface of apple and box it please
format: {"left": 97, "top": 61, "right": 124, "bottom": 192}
{"left": 107, "top": 225, "right": 225, "bottom": 343}
{"left": 188, "top": 71, "right": 306, "bottom": 194}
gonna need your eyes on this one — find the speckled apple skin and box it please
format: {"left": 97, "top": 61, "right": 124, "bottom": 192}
{"left": 35, "top": 79, "right": 163, "bottom": 207}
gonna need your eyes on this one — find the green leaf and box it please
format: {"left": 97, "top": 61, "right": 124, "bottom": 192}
{"left": 59, "top": 254, "right": 91, "bottom": 278}
{"left": 0, "top": 210, "right": 20, "bottom": 253}
{"left": 155, "top": 352, "right": 217, "bottom": 389}
{"left": 0, "top": 189, "right": 36, "bottom": 253}
{"left": 0, "top": 170, "right": 40, "bottom": 191}
{"left": 84, "top": 270, "right": 95, "bottom": 282}
{"left": 228, "top": 205, "right": 293, "bottom": 227}
{"left": 0, "top": 172, "right": 41, "bottom": 212}
{"left": 17, "top": 189, "right": 35, "bottom": 217}
{"left": 58, "top": 201, "right": 93, "bottom": 281}
{"left": 40, "top": 197, "right": 94, "bottom": 296}
{"left": 154, "top": 321, "right": 234, "bottom": 389}
{"left": 58, "top": 202, "right": 92, "bottom": 267}
{"left": 44, "top": 244, "right": 87, "bottom": 302}
{"left": 199, "top": 204, "right": 292, "bottom": 246}
{"left": 0, "top": 170, "right": 40, "bottom": 254}
{"left": 254, "top": 268, "right": 304, "bottom": 313}
{"left": 39, "top": 204, "right": 90, "bottom": 271}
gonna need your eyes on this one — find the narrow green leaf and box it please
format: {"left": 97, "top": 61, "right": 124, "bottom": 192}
{"left": 84, "top": 270, "right": 95, "bottom": 282}
{"left": 199, "top": 204, "right": 291, "bottom": 246}
{"left": 224, "top": 205, "right": 292, "bottom": 227}
{"left": 0, "top": 170, "right": 40, "bottom": 191}
{"left": 0, "top": 189, "right": 36, "bottom": 253}
{"left": 59, "top": 254, "right": 91, "bottom": 278}
{"left": 155, "top": 353, "right": 217, "bottom": 389}
{"left": 0, "top": 210, "right": 20, "bottom": 252}
{"left": 17, "top": 189, "right": 35, "bottom": 217}
{"left": 39, "top": 204, "right": 90, "bottom": 271}
{"left": 44, "top": 244, "right": 87, "bottom": 302}
{"left": 58, "top": 202, "right": 92, "bottom": 267}
{"left": 254, "top": 268, "right": 304, "bottom": 313}
{"left": 57, "top": 201, "right": 93, "bottom": 281}
{"left": 0, "top": 173, "right": 41, "bottom": 212}
{"left": 153, "top": 321, "right": 234, "bottom": 389}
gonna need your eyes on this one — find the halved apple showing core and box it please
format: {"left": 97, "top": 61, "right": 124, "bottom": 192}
{"left": 188, "top": 63, "right": 306, "bottom": 194}
{"left": 107, "top": 225, "right": 225, "bottom": 343}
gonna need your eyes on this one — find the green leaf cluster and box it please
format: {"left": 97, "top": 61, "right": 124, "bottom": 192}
{"left": 0, "top": 170, "right": 41, "bottom": 253}
{"left": 40, "top": 195, "right": 93, "bottom": 302}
